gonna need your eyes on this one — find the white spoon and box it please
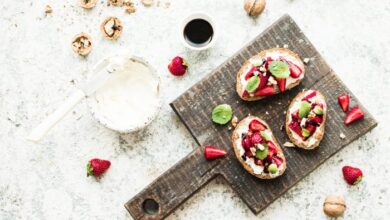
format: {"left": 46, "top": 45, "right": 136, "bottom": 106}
{"left": 27, "top": 57, "right": 124, "bottom": 142}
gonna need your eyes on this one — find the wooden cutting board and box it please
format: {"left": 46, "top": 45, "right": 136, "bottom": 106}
{"left": 124, "top": 14, "right": 377, "bottom": 219}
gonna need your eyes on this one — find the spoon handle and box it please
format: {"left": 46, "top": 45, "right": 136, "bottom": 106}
{"left": 27, "top": 89, "right": 85, "bottom": 142}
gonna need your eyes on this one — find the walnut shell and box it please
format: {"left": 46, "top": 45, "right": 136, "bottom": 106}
{"left": 124, "top": 0, "right": 136, "bottom": 13}
{"left": 80, "top": 0, "right": 97, "bottom": 9}
{"left": 244, "top": 0, "right": 266, "bottom": 17}
{"left": 71, "top": 33, "right": 93, "bottom": 56}
{"left": 323, "top": 195, "right": 346, "bottom": 217}
{"left": 108, "top": 0, "right": 124, "bottom": 6}
{"left": 100, "top": 16, "right": 123, "bottom": 40}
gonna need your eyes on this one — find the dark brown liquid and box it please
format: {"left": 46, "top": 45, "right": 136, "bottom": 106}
{"left": 183, "top": 19, "right": 213, "bottom": 48}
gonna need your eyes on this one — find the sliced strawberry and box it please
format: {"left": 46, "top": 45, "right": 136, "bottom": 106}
{"left": 245, "top": 150, "right": 254, "bottom": 158}
{"left": 287, "top": 61, "right": 302, "bottom": 78}
{"left": 241, "top": 136, "right": 252, "bottom": 150}
{"left": 302, "top": 90, "right": 317, "bottom": 102}
{"left": 254, "top": 85, "right": 274, "bottom": 96}
{"left": 258, "top": 74, "right": 269, "bottom": 90}
{"left": 242, "top": 90, "right": 249, "bottom": 98}
{"left": 344, "top": 106, "right": 364, "bottom": 125}
{"left": 244, "top": 66, "right": 258, "bottom": 80}
{"left": 305, "top": 124, "right": 317, "bottom": 135}
{"left": 254, "top": 159, "right": 263, "bottom": 166}
{"left": 291, "top": 110, "right": 301, "bottom": 123}
{"left": 309, "top": 116, "right": 323, "bottom": 125}
{"left": 267, "top": 141, "right": 277, "bottom": 156}
{"left": 204, "top": 146, "right": 227, "bottom": 160}
{"left": 288, "top": 121, "right": 302, "bottom": 137}
{"left": 272, "top": 156, "right": 284, "bottom": 167}
{"left": 276, "top": 78, "right": 286, "bottom": 93}
{"left": 251, "top": 132, "right": 262, "bottom": 145}
{"left": 338, "top": 94, "right": 350, "bottom": 112}
{"left": 264, "top": 57, "right": 273, "bottom": 69}
{"left": 249, "top": 119, "right": 266, "bottom": 131}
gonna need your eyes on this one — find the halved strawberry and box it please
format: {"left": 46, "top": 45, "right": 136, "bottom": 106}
{"left": 338, "top": 94, "right": 350, "bottom": 112}
{"left": 244, "top": 67, "right": 258, "bottom": 80}
{"left": 254, "top": 85, "right": 274, "bottom": 96}
{"left": 249, "top": 119, "right": 266, "bottom": 131}
{"left": 288, "top": 121, "right": 302, "bottom": 137}
{"left": 344, "top": 106, "right": 364, "bottom": 125}
{"left": 204, "top": 146, "right": 227, "bottom": 160}
{"left": 242, "top": 90, "right": 249, "bottom": 98}
{"left": 251, "top": 132, "right": 262, "bottom": 144}
{"left": 302, "top": 91, "right": 317, "bottom": 101}
{"left": 276, "top": 78, "right": 286, "bottom": 93}
{"left": 287, "top": 61, "right": 302, "bottom": 78}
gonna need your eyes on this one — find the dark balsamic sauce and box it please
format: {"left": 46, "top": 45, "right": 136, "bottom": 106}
{"left": 183, "top": 19, "right": 213, "bottom": 48}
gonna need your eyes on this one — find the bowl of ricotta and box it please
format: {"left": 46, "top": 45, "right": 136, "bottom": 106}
{"left": 88, "top": 55, "right": 161, "bottom": 133}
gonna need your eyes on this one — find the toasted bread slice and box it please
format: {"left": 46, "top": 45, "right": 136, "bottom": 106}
{"left": 285, "top": 90, "right": 327, "bottom": 150}
{"left": 231, "top": 116, "right": 286, "bottom": 179}
{"left": 236, "top": 48, "right": 305, "bottom": 101}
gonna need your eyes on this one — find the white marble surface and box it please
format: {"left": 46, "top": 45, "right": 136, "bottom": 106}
{"left": 1, "top": 0, "right": 389, "bottom": 219}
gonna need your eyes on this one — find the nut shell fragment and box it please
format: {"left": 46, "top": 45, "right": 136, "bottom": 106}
{"left": 124, "top": 0, "right": 136, "bottom": 13}
{"left": 108, "top": 0, "right": 124, "bottom": 6}
{"left": 71, "top": 33, "right": 93, "bottom": 56}
{"left": 80, "top": 0, "right": 98, "bottom": 9}
{"left": 323, "top": 195, "right": 346, "bottom": 217}
{"left": 141, "top": 0, "right": 154, "bottom": 6}
{"left": 244, "top": 0, "right": 266, "bottom": 17}
{"left": 45, "top": 5, "right": 53, "bottom": 14}
{"left": 100, "top": 16, "right": 123, "bottom": 40}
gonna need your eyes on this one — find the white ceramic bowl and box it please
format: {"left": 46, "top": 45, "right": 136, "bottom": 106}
{"left": 180, "top": 12, "right": 217, "bottom": 51}
{"left": 87, "top": 55, "right": 161, "bottom": 133}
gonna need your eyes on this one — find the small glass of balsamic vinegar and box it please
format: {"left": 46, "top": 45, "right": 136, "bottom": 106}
{"left": 181, "top": 13, "right": 216, "bottom": 50}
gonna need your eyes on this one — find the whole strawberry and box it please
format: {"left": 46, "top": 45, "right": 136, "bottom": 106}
{"left": 342, "top": 165, "right": 363, "bottom": 185}
{"left": 168, "top": 56, "right": 188, "bottom": 76}
{"left": 87, "top": 158, "right": 111, "bottom": 177}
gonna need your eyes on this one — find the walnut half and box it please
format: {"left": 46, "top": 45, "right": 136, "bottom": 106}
{"left": 71, "top": 33, "right": 93, "bottom": 56}
{"left": 244, "top": 0, "right": 266, "bottom": 17}
{"left": 80, "top": 0, "right": 97, "bottom": 9}
{"left": 100, "top": 16, "right": 123, "bottom": 40}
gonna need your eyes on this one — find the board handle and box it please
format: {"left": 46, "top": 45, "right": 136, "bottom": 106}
{"left": 124, "top": 147, "right": 220, "bottom": 220}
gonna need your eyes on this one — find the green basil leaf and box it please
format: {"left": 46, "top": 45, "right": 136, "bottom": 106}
{"left": 246, "top": 75, "right": 260, "bottom": 93}
{"left": 299, "top": 101, "right": 311, "bottom": 118}
{"left": 268, "top": 61, "right": 290, "bottom": 78}
{"left": 212, "top": 104, "right": 233, "bottom": 125}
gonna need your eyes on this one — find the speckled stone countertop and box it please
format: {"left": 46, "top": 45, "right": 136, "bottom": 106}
{"left": 1, "top": 0, "right": 389, "bottom": 219}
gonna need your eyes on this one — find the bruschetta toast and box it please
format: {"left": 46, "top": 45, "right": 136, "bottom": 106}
{"left": 236, "top": 48, "right": 305, "bottom": 101}
{"left": 286, "top": 90, "right": 327, "bottom": 150}
{"left": 231, "top": 116, "right": 286, "bottom": 179}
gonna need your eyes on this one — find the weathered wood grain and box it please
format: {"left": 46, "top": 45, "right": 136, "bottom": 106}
{"left": 124, "top": 14, "right": 377, "bottom": 219}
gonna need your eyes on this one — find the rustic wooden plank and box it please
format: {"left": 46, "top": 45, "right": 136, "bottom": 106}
{"left": 125, "top": 14, "right": 377, "bottom": 219}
